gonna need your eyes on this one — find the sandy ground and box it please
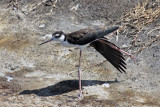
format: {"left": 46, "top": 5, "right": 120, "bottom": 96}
{"left": 0, "top": 0, "right": 160, "bottom": 107}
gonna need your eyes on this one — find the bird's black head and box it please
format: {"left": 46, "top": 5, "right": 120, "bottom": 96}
{"left": 52, "top": 31, "right": 65, "bottom": 39}
{"left": 39, "top": 31, "right": 65, "bottom": 46}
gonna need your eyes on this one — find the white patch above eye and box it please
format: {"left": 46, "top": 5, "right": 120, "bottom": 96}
{"left": 55, "top": 34, "right": 60, "bottom": 36}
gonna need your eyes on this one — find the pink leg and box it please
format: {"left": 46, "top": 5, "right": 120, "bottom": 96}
{"left": 77, "top": 49, "right": 82, "bottom": 99}
{"left": 98, "top": 39, "right": 135, "bottom": 63}
{"left": 114, "top": 47, "right": 136, "bottom": 63}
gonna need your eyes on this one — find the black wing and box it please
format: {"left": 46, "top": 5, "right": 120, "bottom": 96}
{"left": 90, "top": 38, "right": 126, "bottom": 73}
{"left": 66, "top": 26, "right": 119, "bottom": 45}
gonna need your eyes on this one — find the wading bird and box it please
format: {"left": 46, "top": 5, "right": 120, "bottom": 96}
{"left": 39, "top": 26, "right": 134, "bottom": 98}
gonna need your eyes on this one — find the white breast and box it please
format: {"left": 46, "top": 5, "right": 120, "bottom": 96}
{"left": 61, "top": 40, "right": 89, "bottom": 49}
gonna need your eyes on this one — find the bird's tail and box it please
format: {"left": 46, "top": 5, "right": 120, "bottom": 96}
{"left": 90, "top": 38, "right": 126, "bottom": 73}
{"left": 97, "top": 26, "right": 119, "bottom": 39}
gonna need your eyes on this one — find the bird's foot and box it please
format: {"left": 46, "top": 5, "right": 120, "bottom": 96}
{"left": 121, "top": 50, "right": 136, "bottom": 63}
{"left": 127, "top": 53, "right": 136, "bottom": 63}
{"left": 116, "top": 48, "right": 136, "bottom": 63}
{"left": 77, "top": 91, "right": 82, "bottom": 99}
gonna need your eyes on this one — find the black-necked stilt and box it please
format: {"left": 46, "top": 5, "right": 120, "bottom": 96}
{"left": 39, "top": 26, "right": 133, "bottom": 98}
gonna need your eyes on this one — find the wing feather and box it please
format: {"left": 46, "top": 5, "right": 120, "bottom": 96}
{"left": 90, "top": 39, "right": 126, "bottom": 73}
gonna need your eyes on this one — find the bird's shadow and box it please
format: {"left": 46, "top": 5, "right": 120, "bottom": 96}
{"left": 19, "top": 79, "right": 119, "bottom": 97}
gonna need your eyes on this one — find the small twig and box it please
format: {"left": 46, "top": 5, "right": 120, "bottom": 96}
{"left": 123, "top": 23, "right": 141, "bottom": 31}
{"left": 114, "top": 12, "right": 130, "bottom": 24}
{"left": 7, "top": 0, "right": 17, "bottom": 10}
{"left": 132, "top": 34, "right": 139, "bottom": 45}
{"left": 52, "top": 0, "right": 60, "bottom": 8}
{"left": 147, "top": 26, "right": 160, "bottom": 36}
{"left": 133, "top": 35, "right": 160, "bottom": 54}
{"left": 70, "top": 4, "right": 80, "bottom": 16}
{"left": 116, "top": 30, "right": 119, "bottom": 42}
{"left": 31, "top": 0, "right": 48, "bottom": 11}
{"left": 7, "top": 0, "right": 28, "bottom": 15}
{"left": 83, "top": 60, "right": 107, "bottom": 71}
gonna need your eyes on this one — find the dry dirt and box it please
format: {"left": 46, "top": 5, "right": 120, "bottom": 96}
{"left": 0, "top": 0, "right": 160, "bottom": 107}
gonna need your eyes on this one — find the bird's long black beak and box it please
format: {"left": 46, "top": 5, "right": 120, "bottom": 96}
{"left": 38, "top": 39, "right": 53, "bottom": 46}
